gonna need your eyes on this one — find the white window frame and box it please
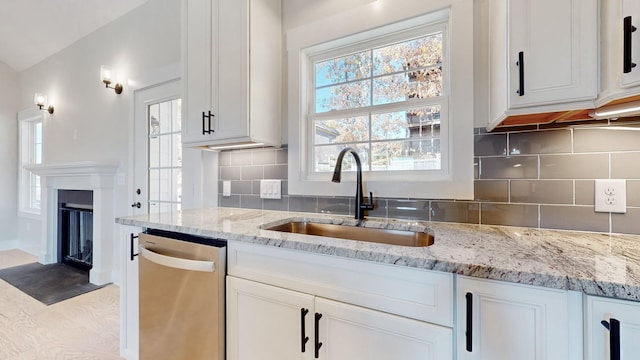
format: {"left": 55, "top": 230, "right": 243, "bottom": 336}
{"left": 18, "top": 108, "right": 44, "bottom": 217}
{"left": 287, "top": 0, "right": 474, "bottom": 199}
{"left": 308, "top": 22, "right": 449, "bottom": 178}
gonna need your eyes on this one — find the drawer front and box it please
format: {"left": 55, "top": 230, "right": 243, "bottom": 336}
{"left": 227, "top": 241, "right": 453, "bottom": 326}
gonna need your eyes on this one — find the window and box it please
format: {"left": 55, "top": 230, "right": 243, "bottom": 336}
{"left": 147, "top": 98, "right": 182, "bottom": 216}
{"left": 287, "top": 1, "right": 474, "bottom": 199}
{"left": 18, "top": 110, "right": 43, "bottom": 215}
{"left": 310, "top": 27, "right": 446, "bottom": 174}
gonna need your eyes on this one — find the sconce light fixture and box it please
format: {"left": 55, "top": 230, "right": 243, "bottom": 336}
{"left": 34, "top": 92, "right": 54, "bottom": 114}
{"left": 589, "top": 101, "right": 640, "bottom": 120}
{"left": 100, "top": 65, "right": 123, "bottom": 94}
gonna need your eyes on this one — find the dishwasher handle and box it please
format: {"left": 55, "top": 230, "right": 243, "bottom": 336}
{"left": 139, "top": 245, "right": 216, "bottom": 272}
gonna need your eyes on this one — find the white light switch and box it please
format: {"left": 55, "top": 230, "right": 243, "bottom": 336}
{"left": 222, "top": 181, "right": 231, "bottom": 197}
{"left": 260, "top": 179, "right": 281, "bottom": 199}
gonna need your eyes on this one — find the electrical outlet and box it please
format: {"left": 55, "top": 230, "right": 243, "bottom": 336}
{"left": 594, "top": 179, "right": 626, "bottom": 213}
{"left": 260, "top": 179, "right": 281, "bottom": 199}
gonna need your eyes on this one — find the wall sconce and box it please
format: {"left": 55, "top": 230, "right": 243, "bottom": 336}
{"left": 34, "top": 92, "right": 54, "bottom": 114}
{"left": 100, "top": 65, "right": 123, "bottom": 94}
{"left": 589, "top": 101, "right": 640, "bottom": 120}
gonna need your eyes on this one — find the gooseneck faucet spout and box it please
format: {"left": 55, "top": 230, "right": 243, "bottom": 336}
{"left": 332, "top": 147, "right": 374, "bottom": 222}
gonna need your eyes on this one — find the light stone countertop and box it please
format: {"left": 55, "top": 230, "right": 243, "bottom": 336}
{"left": 116, "top": 207, "right": 640, "bottom": 301}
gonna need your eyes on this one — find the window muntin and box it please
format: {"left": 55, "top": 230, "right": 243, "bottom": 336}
{"left": 310, "top": 27, "right": 447, "bottom": 175}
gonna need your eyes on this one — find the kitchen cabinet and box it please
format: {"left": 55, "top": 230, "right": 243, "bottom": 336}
{"left": 598, "top": 0, "right": 640, "bottom": 107}
{"left": 117, "top": 224, "right": 142, "bottom": 360}
{"left": 456, "top": 276, "right": 583, "bottom": 360}
{"left": 585, "top": 295, "right": 640, "bottom": 360}
{"left": 226, "top": 241, "right": 453, "bottom": 360}
{"left": 487, "top": 0, "right": 599, "bottom": 129}
{"left": 182, "top": 0, "right": 281, "bottom": 148}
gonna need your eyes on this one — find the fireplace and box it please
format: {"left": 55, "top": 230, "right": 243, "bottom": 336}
{"left": 27, "top": 161, "right": 118, "bottom": 285}
{"left": 58, "top": 190, "right": 94, "bottom": 271}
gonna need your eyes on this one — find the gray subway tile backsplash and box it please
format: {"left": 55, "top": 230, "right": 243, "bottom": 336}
{"left": 509, "top": 129, "right": 572, "bottom": 155}
{"left": 510, "top": 180, "right": 573, "bottom": 204}
{"left": 540, "top": 153, "right": 608, "bottom": 179}
{"left": 217, "top": 125, "right": 640, "bottom": 234}
{"left": 480, "top": 156, "right": 538, "bottom": 179}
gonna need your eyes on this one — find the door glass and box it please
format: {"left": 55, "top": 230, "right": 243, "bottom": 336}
{"left": 148, "top": 99, "right": 182, "bottom": 215}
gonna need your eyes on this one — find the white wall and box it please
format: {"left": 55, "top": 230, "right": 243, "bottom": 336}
{"left": 16, "top": 0, "right": 182, "bottom": 260}
{"left": 0, "top": 61, "right": 18, "bottom": 250}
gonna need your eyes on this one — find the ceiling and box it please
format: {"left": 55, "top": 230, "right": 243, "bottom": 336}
{"left": 0, "top": 0, "right": 148, "bottom": 72}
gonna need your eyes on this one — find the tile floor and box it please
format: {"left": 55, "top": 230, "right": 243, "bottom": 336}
{"left": 0, "top": 249, "right": 122, "bottom": 359}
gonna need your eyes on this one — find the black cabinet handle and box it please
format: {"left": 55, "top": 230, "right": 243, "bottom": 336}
{"left": 601, "top": 318, "right": 621, "bottom": 360}
{"left": 314, "top": 313, "right": 323, "bottom": 359}
{"left": 516, "top": 51, "right": 525, "bottom": 96}
{"left": 301, "top": 308, "right": 310, "bottom": 353}
{"left": 466, "top": 292, "right": 473, "bottom": 352}
{"left": 202, "top": 110, "right": 215, "bottom": 135}
{"left": 624, "top": 16, "right": 637, "bottom": 74}
{"left": 130, "top": 233, "right": 139, "bottom": 261}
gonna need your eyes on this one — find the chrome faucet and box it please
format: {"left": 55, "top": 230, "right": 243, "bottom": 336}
{"left": 331, "top": 147, "right": 374, "bottom": 222}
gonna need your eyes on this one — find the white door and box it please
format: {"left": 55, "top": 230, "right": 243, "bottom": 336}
{"left": 586, "top": 296, "right": 640, "bottom": 360}
{"left": 457, "top": 276, "right": 582, "bottom": 360}
{"left": 314, "top": 297, "right": 452, "bottom": 360}
{"left": 226, "top": 276, "right": 315, "bottom": 360}
{"left": 132, "top": 80, "right": 182, "bottom": 216}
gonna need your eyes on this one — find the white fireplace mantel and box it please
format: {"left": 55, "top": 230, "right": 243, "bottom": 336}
{"left": 28, "top": 161, "right": 119, "bottom": 285}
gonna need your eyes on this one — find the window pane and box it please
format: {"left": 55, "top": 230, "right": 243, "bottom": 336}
{"left": 159, "top": 134, "right": 171, "bottom": 167}
{"left": 315, "top": 80, "right": 371, "bottom": 113}
{"left": 371, "top": 139, "right": 441, "bottom": 171}
{"left": 372, "top": 33, "right": 443, "bottom": 76}
{"left": 173, "top": 168, "right": 182, "bottom": 202}
{"left": 372, "top": 106, "right": 441, "bottom": 141}
{"left": 315, "top": 51, "right": 371, "bottom": 87}
{"left": 372, "top": 69, "right": 442, "bottom": 105}
{"left": 314, "top": 144, "right": 370, "bottom": 172}
{"left": 314, "top": 116, "right": 369, "bottom": 144}
{"left": 159, "top": 101, "right": 171, "bottom": 134}
{"left": 149, "top": 169, "right": 160, "bottom": 200}
{"left": 159, "top": 169, "right": 171, "bottom": 201}
{"left": 172, "top": 133, "right": 182, "bottom": 166}
{"left": 149, "top": 136, "right": 159, "bottom": 168}
{"left": 172, "top": 99, "right": 182, "bottom": 132}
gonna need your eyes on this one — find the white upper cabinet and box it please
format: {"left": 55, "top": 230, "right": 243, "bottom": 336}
{"left": 599, "top": 0, "right": 640, "bottom": 106}
{"left": 182, "top": 0, "right": 282, "bottom": 148}
{"left": 487, "top": 0, "right": 599, "bottom": 129}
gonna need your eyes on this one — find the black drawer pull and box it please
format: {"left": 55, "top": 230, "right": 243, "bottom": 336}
{"left": 624, "top": 16, "right": 637, "bottom": 74}
{"left": 601, "top": 318, "right": 621, "bottom": 360}
{"left": 130, "top": 233, "right": 139, "bottom": 261}
{"left": 301, "top": 308, "right": 309, "bottom": 353}
{"left": 315, "top": 313, "right": 323, "bottom": 358}
{"left": 202, "top": 110, "right": 215, "bottom": 135}
{"left": 465, "top": 292, "right": 473, "bottom": 352}
{"left": 516, "top": 51, "right": 525, "bottom": 96}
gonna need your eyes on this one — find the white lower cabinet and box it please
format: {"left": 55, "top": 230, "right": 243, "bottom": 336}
{"left": 456, "top": 276, "right": 583, "bottom": 360}
{"left": 117, "top": 224, "right": 142, "bottom": 360}
{"left": 226, "top": 241, "right": 453, "bottom": 360}
{"left": 586, "top": 295, "right": 640, "bottom": 360}
{"left": 227, "top": 276, "right": 452, "bottom": 360}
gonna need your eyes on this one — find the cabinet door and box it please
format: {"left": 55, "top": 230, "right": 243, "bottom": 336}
{"left": 314, "top": 297, "right": 453, "bottom": 360}
{"left": 227, "top": 276, "right": 315, "bottom": 360}
{"left": 586, "top": 296, "right": 640, "bottom": 360}
{"left": 622, "top": 0, "right": 640, "bottom": 87}
{"left": 457, "top": 276, "right": 582, "bottom": 360}
{"left": 118, "top": 225, "right": 142, "bottom": 360}
{"left": 507, "top": 0, "right": 597, "bottom": 108}
{"left": 183, "top": 0, "right": 218, "bottom": 144}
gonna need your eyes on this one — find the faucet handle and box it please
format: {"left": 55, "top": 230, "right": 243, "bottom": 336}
{"left": 362, "top": 192, "right": 375, "bottom": 210}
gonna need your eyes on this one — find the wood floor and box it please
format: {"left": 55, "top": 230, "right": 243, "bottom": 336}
{"left": 0, "top": 249, "right": 122, "bottom": 359}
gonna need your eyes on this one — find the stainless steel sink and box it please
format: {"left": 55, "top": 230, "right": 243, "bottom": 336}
{"left": 264, "top": 221, "right": 434, "bottom": 247}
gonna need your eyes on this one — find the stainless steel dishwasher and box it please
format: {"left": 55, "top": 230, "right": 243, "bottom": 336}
{"left": 138, "top": 229, "right": 226, "bottom": 360}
